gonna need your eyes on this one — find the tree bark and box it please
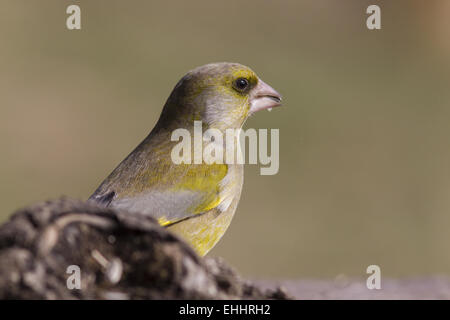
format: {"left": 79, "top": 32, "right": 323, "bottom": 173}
{"left": 0, "top": 198, "right": 289, "bottom": 300}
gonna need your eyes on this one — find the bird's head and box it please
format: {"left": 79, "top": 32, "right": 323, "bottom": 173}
{"left": 156, "top": 62, "right": 282, "bottom": 131}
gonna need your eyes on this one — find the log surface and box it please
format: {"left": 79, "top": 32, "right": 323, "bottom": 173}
{"left": 0, "top": 198, "right": 288, "bottom": 300}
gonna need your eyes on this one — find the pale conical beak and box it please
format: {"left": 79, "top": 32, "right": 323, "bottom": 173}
{"left": 249, "top": 79, "right": 282, "bottom": 114}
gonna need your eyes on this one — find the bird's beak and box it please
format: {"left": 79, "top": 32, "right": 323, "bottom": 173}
{"left": 249, "top": 79, "right": 282, "bottom": 114}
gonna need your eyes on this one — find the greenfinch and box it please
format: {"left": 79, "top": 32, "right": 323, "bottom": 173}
{"left": 89, "top": 62, "right": 282, "bottom": 256}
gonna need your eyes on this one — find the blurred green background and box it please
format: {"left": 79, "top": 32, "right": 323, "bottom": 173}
{"left": 1, "top": 0, "right": 450, "bottom": 279}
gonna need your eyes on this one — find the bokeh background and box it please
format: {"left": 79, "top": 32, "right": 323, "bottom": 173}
{"left": 1, "top": 0, "right": 450, "bottom": 279}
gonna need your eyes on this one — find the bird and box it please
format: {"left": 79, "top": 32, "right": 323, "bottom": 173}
{"left": 89, "top": 62, "right": 282, "bottom": 256}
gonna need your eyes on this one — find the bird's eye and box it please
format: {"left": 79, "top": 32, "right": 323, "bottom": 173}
{"left": 233, "top": 78, "right": 249, "bottom": 92}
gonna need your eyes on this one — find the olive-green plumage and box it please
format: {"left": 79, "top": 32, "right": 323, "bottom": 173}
{"left": 90, "top": 62, "right": 282, "bottom": 255}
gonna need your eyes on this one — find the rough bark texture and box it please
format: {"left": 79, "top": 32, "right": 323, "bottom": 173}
{"left": 0, "top": 198, "right": 290, "bottom": 300}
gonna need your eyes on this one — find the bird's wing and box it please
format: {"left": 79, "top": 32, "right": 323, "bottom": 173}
{"left": 90, "top": 161, "right": 231, "bottom": 227}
